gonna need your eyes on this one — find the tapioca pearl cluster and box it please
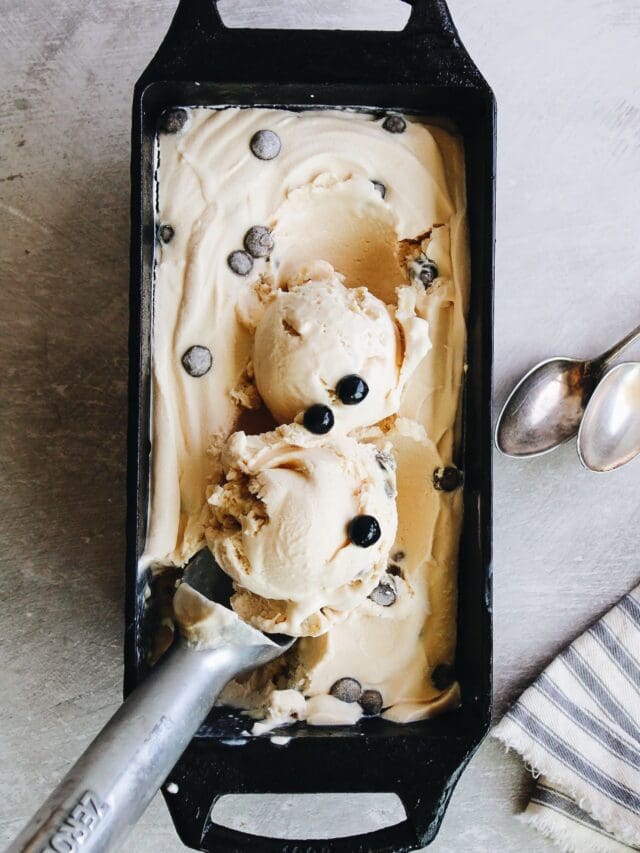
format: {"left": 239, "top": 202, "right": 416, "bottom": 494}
{"left": 329, "top": 677, "right": 384, "bottom": 717}
{"left": 225, "top": 129, "right": 282, "bottom": 277}
{"left": 159, "top": 107, "right": 214, "bottom": 381}
{"left": 302, "top": 374, "right": 370, "bottom": 437}
{"left": 228, "top": 225, "right": 276, "bottom": 277}
{"left": 156, "top": 109, "right": 186, "bottom": 248}
{"left": 373, "top": 111, "right": 410, "bottom": 198}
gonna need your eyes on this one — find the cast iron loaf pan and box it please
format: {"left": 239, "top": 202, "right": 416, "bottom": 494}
{"left": 126, "top": 1, "right": 495, "bottom": 850}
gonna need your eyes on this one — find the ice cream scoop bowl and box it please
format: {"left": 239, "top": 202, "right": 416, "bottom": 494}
{"left": 8, "top": 549, "right": 294, "bottom": 853}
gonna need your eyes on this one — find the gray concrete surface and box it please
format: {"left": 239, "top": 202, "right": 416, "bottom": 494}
{"left": 1, "top": 0, "right": 639, "bottom": 850}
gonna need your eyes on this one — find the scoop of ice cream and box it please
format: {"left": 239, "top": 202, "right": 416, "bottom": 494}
{"left": 205, "top": 423, "right": 397, "bottom": 636}
{"left": 252, "top": 262, "right": 430, "bottom": 431}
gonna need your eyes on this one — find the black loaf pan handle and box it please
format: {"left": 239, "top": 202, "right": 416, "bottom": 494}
{"left": 136, "top": 0, "right": 469, "bottom": 87}
{"left": 164, "top": 732, "right": 475, "bottom": 853}
{"left": 131, "top": 1, "right": 493, "bottom": 851}
{"left": 167, "top": 0, "right": 455, "bottom": 38}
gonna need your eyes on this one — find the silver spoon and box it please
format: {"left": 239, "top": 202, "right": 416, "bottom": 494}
{"left": 495, "top": 322, "right": 640, "bottom": 458}
{"left": 8, "top": 550, "right": 294, "bottom": 853}
{"left": 577, "top": 362, "right": 640, "bottom": 472}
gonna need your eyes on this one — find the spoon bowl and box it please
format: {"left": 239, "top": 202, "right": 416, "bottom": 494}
{"left": 496, "top": 357, "right": 600, "bottom": 458}
{"left": 577, "top": 362, "right": 640, "bottom": 472}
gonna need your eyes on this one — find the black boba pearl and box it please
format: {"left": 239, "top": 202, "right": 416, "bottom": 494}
{"left": 418, "top": 260, "right": 438, "bottom": 287}
{"left": 159, "top": 108, "right": 188, "bottom": 134}
{"left": 348, "top": 515, "right": 381, "bottom": 548}
{"left": 158, "top": 224, "right": 174, "bottom": 244}
{"left": 244, "top": 226, "right": 274, "bottom": 258}
{"left": 433, "top": 466, "right": 463, "bottom": 492}
{"left": 336, "top": 374, "right": 369, "bottom": 405}
{"left": 360, "top": 689, "right": 383, "bottom": 716}
{"left": 391, "top": 550, "right": 405, "bottom": 562}
{"left": 368, "top": 580, "right": 396, "bottom": 607}
{"left": 371, "top": 180, "right": 386, "bottom": 199}
{"left": 431, "top": 664, "right": 456, "bottom": 691}
{"left": 382, "top": 114, "right": 406, "bottom": 134}
{"left": 330, "top": 677, "right": 362, "bottom": 704}
{"left": 227, "top": 250, "right": 254, "bottom": 276}
{"left": 303, "top": 404, "right": 334, "bottom": 435}
{"left": 387, "top": 564, "right": 403, "bottom": 577}
{"left": 181, "top": 346, "right": 212, "bottom": 377}
{"left": 250, "top": 129, "right": 281, "bottom": 160}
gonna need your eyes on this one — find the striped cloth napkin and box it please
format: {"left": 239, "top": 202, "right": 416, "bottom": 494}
{"left": 493, "top": 584, "right": 640, "bottom": 852}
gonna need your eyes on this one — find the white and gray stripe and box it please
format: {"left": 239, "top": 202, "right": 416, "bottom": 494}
{"left": 530, "top": 783, "right": 639, "bottom": 852}
{"left": 494, "top": 582, "right": 640, "bottom": 853}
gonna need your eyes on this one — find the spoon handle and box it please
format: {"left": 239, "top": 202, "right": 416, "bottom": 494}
{"left": 599, "top": 321, "right": 640, "bottom": 366}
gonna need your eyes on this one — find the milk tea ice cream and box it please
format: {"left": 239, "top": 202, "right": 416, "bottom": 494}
{"left": 251, "top": 261, "right": 430, "bottom": 432}
{"left": 147, "top": 106, "right": 469, "bottom": 726}
{"left": 206, "top": 423, "right": 398, "bottom": 637}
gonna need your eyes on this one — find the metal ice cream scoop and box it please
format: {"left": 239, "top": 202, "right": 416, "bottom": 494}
{"left": 495, "top": 321, "right": 640, "bottom": 458}
{"left": 577, "top": 362, "right": 640, "bottom": 472}
{"left": 8, "top": 550, "right": 294, "bottom": 853}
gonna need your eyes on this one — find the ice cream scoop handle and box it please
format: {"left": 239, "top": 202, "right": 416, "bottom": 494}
{"left": 8, "top": 640, "right": 249, "bottom": 853}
